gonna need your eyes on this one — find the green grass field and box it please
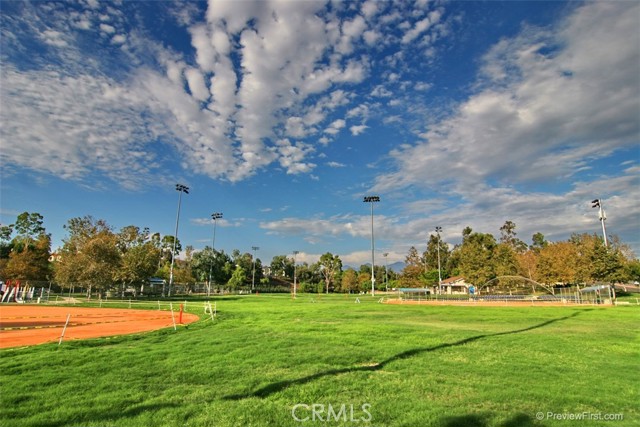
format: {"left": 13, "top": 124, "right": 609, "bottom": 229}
{"left": 1, "top": 295, "right": 638, "bottom": 427}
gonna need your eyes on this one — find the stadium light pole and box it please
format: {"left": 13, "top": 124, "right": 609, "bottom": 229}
{"left": 591, "top": 199, "right": 608, "bottom": 247}
{"left": 363, "top": 196, "right": 380, "bottom": 296}
{"left": 383, "top": 252, "right": 389, "bottom": 292}
{"left": 251, "top": 246, "right": 260, "bottom": 291}
{"left": 293, "top": 250, "right": 299, "bottom": 299}
{"left": 207, "top": 212, "right": 223, "bottom": 297}
{"left": 435, "top": 226, "right": 443, "bottom": 294}
{"left": 168, "top": 184, "right": 189, "bottom": 297}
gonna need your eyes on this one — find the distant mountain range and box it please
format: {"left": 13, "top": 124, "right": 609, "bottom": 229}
{"left": 343, "top": 262, "right": 405, "bottom": 273}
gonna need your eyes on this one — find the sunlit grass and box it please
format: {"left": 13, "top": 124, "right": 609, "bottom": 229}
{"left": 1, "top": 295, "right": 638, "bottom": 426}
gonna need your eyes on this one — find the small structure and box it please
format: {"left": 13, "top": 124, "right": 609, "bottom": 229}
{"left": 579, "top": 284, "right": 615, "bottom": 305}
{"left": 440, "top": 276, "right": 473, "bottom": 295}
{"left": 143, "top": 277, "right": 166, "bottom": 296}
{"left": 397, "top": 288, "right": 430, "bottom": 301}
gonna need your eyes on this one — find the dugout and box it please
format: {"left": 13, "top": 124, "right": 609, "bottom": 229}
{"left": 397, "top": 288, "right": 431, "bottom": 301}
{"left": 579, "top": 284, "right": 615, "bottom": 305}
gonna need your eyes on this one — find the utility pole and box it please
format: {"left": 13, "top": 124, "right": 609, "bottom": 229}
{"left": 293, "top": 250, "right": 299, "bottom": 299}
{"left": 251, "top": 246, "right": 260, "bottom": 291}
{"left": 208, "top": 212, "right": 223, "bottom": 296}
{"left": 168, "top": 184, "right": 189, "bottom": 297}
{"left": 363, "top": 196, "right": 380, "bottom": 296}
{"left": 435, "top": 226, "right": 442, "bottom": 294}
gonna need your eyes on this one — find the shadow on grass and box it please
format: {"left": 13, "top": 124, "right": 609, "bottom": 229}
{"left": 439, "top": 412, "right": 542, "bottom": 427}
{"left": 38, "top": 402, "right": 181, "bottom": 427}
{"left": 224, "top": 312, "right": 582, "bottom": 400}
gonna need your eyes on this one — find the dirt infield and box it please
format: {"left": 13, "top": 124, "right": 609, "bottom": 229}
{"left": 0, "top": 305, "right": 200, "bottom": 348}
{"left": 385, "top": 299, "right": 597, "bottom": 307}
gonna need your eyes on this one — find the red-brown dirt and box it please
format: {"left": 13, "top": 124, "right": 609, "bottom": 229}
{"left": 0, "top": 305, "right": 200, "bottom": 348}
{"left": 384, "top": 299, "right": 603, "bottom": 307}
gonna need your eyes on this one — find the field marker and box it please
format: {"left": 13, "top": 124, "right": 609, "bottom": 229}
{"left": 170, "top": 303, "right": 177, "bottom": 331}
{"left": 58, "top": 313, "right": 71, "bottom": 346}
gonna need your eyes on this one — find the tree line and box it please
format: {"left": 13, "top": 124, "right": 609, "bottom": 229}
{"left": 399, "top": 221, "right": 639, "bottom": 289}
{"left": 1, "top": 213, "right": 638, "bottom": 296}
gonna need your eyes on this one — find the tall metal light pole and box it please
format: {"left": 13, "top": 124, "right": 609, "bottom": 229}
{"left": 591, "top": 199, "right": 608, "bottom": 247}
{"left": 169, "top": 184, "right": 189, "bottom": 297}
{"left": 293, "top": 250, "right": 299, "bottom": 299}
{"left": 251, "top": 246, "right": 260, "bottom": 291}
{"left": 383, "top": 252, "right": 389, "bottom": 292}
{"left": 363, "top": 196, "right": 380, "bottom": 296}
{"left": 435, "top": 226, "right": 442, "bottom": 294}
{"left": 207, "top": 212, "right": 223, "bottom": 297}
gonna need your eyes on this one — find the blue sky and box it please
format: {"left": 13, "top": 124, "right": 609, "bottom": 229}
{"left": 1, "top": 0, "right": 638, "bottom": 266}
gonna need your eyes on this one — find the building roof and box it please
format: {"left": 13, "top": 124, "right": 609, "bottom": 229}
{"left": 441, "top": 276, "right": 467, "bottom": 285}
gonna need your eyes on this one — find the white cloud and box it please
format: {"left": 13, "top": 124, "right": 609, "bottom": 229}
{"left": 350, "top": 124, "right": 368, "bottom": 136}
{"left": 414, "top": 82, "right": 432, "bottom": 91}
{"left": 184, "top": 68, "right": 209, "bottom": 102}
{"left": 324, "top": 119, "right": 346, "bottom": 135}
{"left": 111, "top": 34, "right": 126, "bottom": 45}
{"left": 0, "top": 67, "right": 167, "bottom": 189}
{"left": 276, "top": 139, "right": 316, "bottom": 175}
{"left": 375, "top": 1, "right": 639, "bottom": 192}
{"left": 370, "top": 85, "right": 393, "bottom": 97}
{"left": 99, "top": 23, "right": 115, "bottom": 34}
{"left": 41, "top": 30, "right": 69, "bottom": 47}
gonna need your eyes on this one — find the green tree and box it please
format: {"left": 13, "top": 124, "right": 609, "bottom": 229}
{"left": 54, "top": 216, "right": 120, "bottom": 297}
{"left": 1, "top": 212, "right": 51, "bottom": 282}
{"left": 400, "top": 246, "right": 424, "bottom": 288}
{"left": 625, "top": 259, "right": 640, "bottom": 283}
{"left": 4, "top": 234, "right": 51, "bottom": 281}
{"left": 191, "top": 248, "right": 233, "bottom": 289}
{"left": 270, "top": 255, "right": 294, "bottom": 280}
{"left": 227, "top": 265, "right": 246, "bottom": 290}
{"left": 232, "top": 250, "right": 263, "bottom": 286}
{"left": 457, "top": 231, "right": 497, "bottom": 286}
{"left": 423, "top": 234, "right": 450, "bottom": 276}
{"left": 340, "top": 268, "right": 358, "bottom": 293}
{"left": 115, "top": 226, "right": 161, "bottom": 295}
{"left": 317, "top": 252, "right": 342, "bottom": 293}
{"left": 493, "top": 243, "right": 519, "bottom": 277}
{"left": 531, "top": 232, "right": 547, "bottom": 251}
{"left": 499, "top": 220, "right": 527, "bottom": 252}
{"left": 535, "top": 241, "right": 579, "bottom": 285}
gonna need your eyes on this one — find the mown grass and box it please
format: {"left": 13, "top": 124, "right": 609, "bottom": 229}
{"left": 1, "top": 295, "right": 638, "bottom": 427}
